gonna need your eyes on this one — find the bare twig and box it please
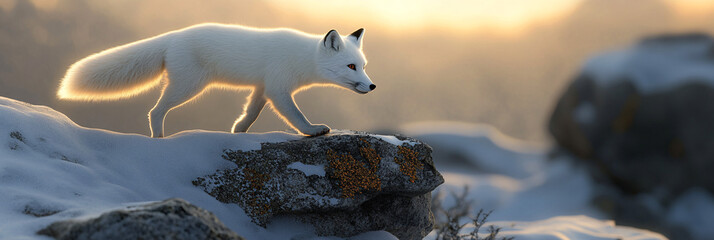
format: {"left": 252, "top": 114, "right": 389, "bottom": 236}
{"left": 432, "top": 186, "right": 514, "bottom": 240}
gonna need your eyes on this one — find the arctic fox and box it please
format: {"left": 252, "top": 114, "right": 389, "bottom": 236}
{"left": 58, "top": 23, "right": 375, "bottom": 138}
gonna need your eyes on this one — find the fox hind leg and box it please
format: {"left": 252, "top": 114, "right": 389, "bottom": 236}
{"left": 231, "top": 88, "right": 267, "bottom": 133}
{"left": 148, "top": 70, "right": 208, "bottom": 138}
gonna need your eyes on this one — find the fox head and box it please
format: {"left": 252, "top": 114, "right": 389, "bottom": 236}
{"left": 316, "top": 28, "right": 375, "bottom": 94}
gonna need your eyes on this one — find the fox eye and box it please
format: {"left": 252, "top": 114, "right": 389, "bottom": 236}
{"left": 347, "top": 64, "right": 356, "bottom": 71}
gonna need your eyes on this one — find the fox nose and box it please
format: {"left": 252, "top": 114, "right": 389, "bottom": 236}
{"left": 369, "top": 84, "right": 376, "bottom": 90}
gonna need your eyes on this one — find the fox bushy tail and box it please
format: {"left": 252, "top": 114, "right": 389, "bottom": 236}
{"left": 58, "top": 33, "right": 172, "bottom": 101}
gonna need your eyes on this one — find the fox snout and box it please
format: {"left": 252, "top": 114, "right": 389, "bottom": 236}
{"left": 354, "top": 82, "right": 376, "bottom": 94}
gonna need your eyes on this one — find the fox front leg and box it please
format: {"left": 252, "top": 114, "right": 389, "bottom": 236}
{"left": 267, "top": 92, "right": 330, "bottom": 137}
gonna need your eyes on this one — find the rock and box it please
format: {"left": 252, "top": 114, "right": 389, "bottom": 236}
{"left": 548, "top": 33, "right": 714, "bottom": 239}
{"left": 549, "top": 33, "right": 714, "bottom": 195}
{"left": 299, "top": 193, "right": 433, "bottom": 240}
{"left": 192, "top": 130, "right": 443, "bottom": 239}
{"left": 37, "top": 198, "right": 244, "bottom": 240}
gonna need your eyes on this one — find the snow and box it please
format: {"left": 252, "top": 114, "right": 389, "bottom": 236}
{"left": 402, "top": 121, "right": 668, "bottom": 240}
{"left": 424, "top": 215, "right": 666, "bottom": 240}
{"left": 0, "top": 98, "right": 672, "bottom": 239}
{"left": 401, "top": 121, "right": 548, "bottom": 179}
{"left": 667, "top": 188, "right": 714, "bottom": 239}
{"left": 287, "top": 162, "right": 326, "bottom": 177}
{"left": 449, "top": 215, "right": 666, "bottom": 240}
{"left": 371, "top": 134, "right": 419, "bottom": 146}
{"left": 583, "top": 36, "right": 714, "bottom": 94}
{"left": 0, "top": 97, "right": 317, "bottom": 239}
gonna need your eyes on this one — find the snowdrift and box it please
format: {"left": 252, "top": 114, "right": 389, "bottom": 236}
{"left": 0, "top": 97, "right": 666, "bottom": 239}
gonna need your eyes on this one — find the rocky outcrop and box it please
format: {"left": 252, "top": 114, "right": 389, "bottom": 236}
{"left": 37, "top": 198, "right": 244, "bottom": 240}
{"left": 549, "top": 33, "right": 714, "bottom": 239}
{"left": 192, "top": 130, "right": 444, "bottom": 239}
{"left": 550, "top": 33, "right": 714, "bottom": 196}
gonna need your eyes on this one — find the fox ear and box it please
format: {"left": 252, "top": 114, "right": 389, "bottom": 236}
{"left": 322, "top": 29, "right": 343, "bottom": 51}
{"left": 349, "top": 28, "right": 364, "bottom": 47}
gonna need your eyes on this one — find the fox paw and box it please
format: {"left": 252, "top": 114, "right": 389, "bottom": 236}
{"left": 302, "top": 124, "right": 330, "bottom": 137}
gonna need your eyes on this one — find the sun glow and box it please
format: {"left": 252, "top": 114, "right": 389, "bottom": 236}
{"left": 266, "top": 0, "right": 583, "bottom": 32}
{"left": 666, "top": 0, "right": 714, "bottom": 15}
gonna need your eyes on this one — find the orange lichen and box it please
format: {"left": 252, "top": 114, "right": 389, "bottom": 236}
{"left": 327, "top": 149, "right": 381, "bottom": 198}
{"left": 244, "top": 168, "right": 270, "bottom": 191}
{"left": 395, "top": 146, "right": 423, "bottom": 183}
{"left": 243, "top": 167, "right": 271, "bottom": 216}
{"left": 359, "top": 138, "right": 381, "bottom": 171}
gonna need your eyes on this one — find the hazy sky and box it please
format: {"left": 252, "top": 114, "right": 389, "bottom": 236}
{"left": 264, "top": 0, "right": 713, "bottom": 33}
{"left": 1, "top": 0, "right": 714, "bottom": 141}
{"left": 11, "top": 0, "right": 714, "bottom": 32}
{"left": 265, "top": 0, "right": 582, "bottom": 32}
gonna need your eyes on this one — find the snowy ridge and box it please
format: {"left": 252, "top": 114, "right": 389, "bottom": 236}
{"left": 403, "top": 121, "right": 667, "bottom": 240}
{"left": 0, "top": 98, "right": 668, "bottom": 239}
{"left": 371, "top": 135, "right": 419, "bottom": 146}
{"left": 0, "top": 97, "right": 348, "bottom": 239}
{"left": 479, "top": 216, "right": 666, "bottom": 240}
{"left": 583, "top": 35, "right": 714, "bottom": 94}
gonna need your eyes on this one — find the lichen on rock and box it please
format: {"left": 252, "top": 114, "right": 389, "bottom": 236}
{"left": 327, "top": 139, "right": 382, "bottom": 198}
{"left": 192, "top": 130, "right": 443, "bottom": 239}
{"left": 395, "top": 145, "right": 424, "bottom": 183}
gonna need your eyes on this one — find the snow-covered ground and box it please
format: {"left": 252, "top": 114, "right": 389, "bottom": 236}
{"left": 402, "top": 122, "right": 667, "bottom": 240}
{"left": 400, "top": 122, "right": 599, "bottom": 221}
{"left": 0, "top": 96, "right": 328, "bottom": 239}
{"left": 0, "top": 97, "right": 667, "bottom": 239}
{"left": 462, "top": 216, "right": 666, "bottom": 240}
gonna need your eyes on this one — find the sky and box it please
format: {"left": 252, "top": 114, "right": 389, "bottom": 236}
{"left": 263, "top": 0, "right": 714, "bottom": 33}
{"left": 1, "top": 0, "right": 714, "bottom": 141}
{"left": 10, "top": 0, "right": 714, "bottom": 33}
{"left": 264, "top": 0, "right": 582, "bottom": 33}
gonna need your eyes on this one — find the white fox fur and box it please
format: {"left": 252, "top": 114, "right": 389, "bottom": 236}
{"left": 58, "top": 23, "right": 374, "bottom": 138}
